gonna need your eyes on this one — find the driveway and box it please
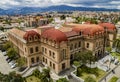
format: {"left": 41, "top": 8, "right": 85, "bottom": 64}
{"left": 0, "top": 50, "right": 15, "bottom": 74}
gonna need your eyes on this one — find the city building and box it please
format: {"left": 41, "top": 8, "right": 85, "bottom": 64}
{"left": 8, "top": 22, "right": 117, "bottom": 74}
{"left": 25, "top": 16, "right": 49, "bottom": 27}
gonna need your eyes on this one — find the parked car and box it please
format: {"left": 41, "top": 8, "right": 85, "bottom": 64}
{"left": 7, "top": 59, "right": 12, "bottom": 63}
{"left": 114, "top": 59, "right": 119, "bottom": 65}
{"left": 9, "top": 60, "right": 15, "bottom": 66}
{"left": 3, "top": 51, "right": 7, "bottom": 56}
{"left": 10, "top": 63, "right": 17, "bottom": 69}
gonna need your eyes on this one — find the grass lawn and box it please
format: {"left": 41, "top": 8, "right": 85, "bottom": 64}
{"left": 77, "top": 65, "right": 106, "bottom": 81}
{"left": 26, "top": 76, "right": 41, "bottom": 82}
{"left": 111, "top": 52, "right": 120, "bottom": 61}
{"left": 109, "top": 76, "right": 119, "bottom": 82}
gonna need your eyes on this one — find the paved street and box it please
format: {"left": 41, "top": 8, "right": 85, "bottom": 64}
{"left": 100, "top": 64, "right": 120, "bottom": 82}
{"left": 0, "top": 50, "right": 15, "bottom": 74}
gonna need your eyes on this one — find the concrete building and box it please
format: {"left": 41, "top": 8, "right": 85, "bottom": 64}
{"left": 25, "top": 16, "right": 49, "bottom": 27}
{"left": 8, "top": 22, "right": 117, "bottom": 74}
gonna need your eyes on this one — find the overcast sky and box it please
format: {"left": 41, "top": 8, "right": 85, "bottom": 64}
{"left": 0, "top": 0, "right": 120, "bottom": 9}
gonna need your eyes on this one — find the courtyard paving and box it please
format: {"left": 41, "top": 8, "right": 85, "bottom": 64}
{"left": 0, "top": 50, "right": 16, "bottom": 74}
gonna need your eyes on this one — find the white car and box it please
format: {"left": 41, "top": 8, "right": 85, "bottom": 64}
{"left": 9, "top": 61, "right": 15, "bottom": 66}
{"left": 3, "top": 51, "right": 7, "bottom": 56}
{"left": 10, "top": 63, "right": 17, "bottom": 69}
{"left": 114, "top": 59, "right": 119, "bottom": 65}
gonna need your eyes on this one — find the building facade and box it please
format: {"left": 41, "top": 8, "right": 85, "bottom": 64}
{"left": 8, "top": 22, "right": 117, "bottom": 74}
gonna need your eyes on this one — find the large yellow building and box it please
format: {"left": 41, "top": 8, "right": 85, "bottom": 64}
{"left": 8, "top": 23, "right": 117, "bottom": 74}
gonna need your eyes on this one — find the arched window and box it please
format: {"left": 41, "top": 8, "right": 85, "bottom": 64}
{"left": 79, "top": 31, "right": 82, "bottom": 35}
{"left": 29, "top": 36, "right": 32, "bottom": 41}
{"left": 34, "top": 35, "right": 38, "bottom": 40}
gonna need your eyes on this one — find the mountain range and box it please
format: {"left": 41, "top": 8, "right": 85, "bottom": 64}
{"left": 0, "top": 5, "right": 120, "bottom": 15}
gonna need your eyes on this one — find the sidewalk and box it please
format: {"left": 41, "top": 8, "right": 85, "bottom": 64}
{"left": 100, "top": 64, "right": 120, "bottom": 82}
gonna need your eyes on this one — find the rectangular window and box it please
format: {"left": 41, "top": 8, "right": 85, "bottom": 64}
{"left": 35, "top": 46, "right": 39, "bottom": 52}
{"left": 78, "top": 41, "right": 81, "bottom": 47}
{"left": 53, "top": 52, "right": 55, "bottom": 59}
{"left": 25, "top": 48, "right": 26, "bottom": 52}
{"left": 53, "top": 63, "right": 55, "bottom": 69}
{"left": 45, "top": 48, "right": 47, "bottom": 54}
{"left": 50, "top": 61, "right": 52, "bottom": 67}
{"left": 70, "top": 44, "right": 73, "bottom": 50}
{"left": 42, "top": 47, "right": 44, "bottom": 53}
{"left": 86, "top": 43, "right": 89, "bottom": 48}
{"left": 49, "top": 50, "right": 51, "bottom": 56}
{"left": 43, "top": 57, "right": 44, "bottom": 62}
{"left": 30, "top": 48, "right": 33, "bottom": 53}
{"left": 45, "top": 58, "right": 47, "bottom": 64}
{"left": 74, "top": 43, "right": 77, "bottom": 48}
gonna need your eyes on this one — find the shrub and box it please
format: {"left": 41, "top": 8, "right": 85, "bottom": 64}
{"left": 77, "top": 68, "right": 82, "bottom": 76}
{"left": 84, "top": 76, "right": 96, "bottom": 82}
{"left": 73, "top": 61, "right": 80, "bottom": 67}
{"left": 109, "top": 76, "right": 118, "bottom": 82}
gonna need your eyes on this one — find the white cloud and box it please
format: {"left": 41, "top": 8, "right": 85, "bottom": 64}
{"left": 0, "top": 0, "right": 120, "bottom": 9}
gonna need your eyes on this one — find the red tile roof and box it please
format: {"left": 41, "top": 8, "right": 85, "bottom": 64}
{"left": 65, "top": 31, "right": 78, "bottom": 37}
{"left": 41, "top": 28, "right": 68, "bottom": 43}
{"left": 99, "top": 23, "right": 116, "bottom": 31}
{"left": 72, "top": 24, "right": 104, "bottom": 36}
{"left": 23, "top": 30, "right": 40, "bottom": 40}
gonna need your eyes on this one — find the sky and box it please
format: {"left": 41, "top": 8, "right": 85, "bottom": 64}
{"left": 0, "top": 0, "right": 120, "bottom": 9}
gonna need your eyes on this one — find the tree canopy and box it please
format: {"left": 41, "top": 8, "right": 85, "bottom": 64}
{"left": 56, "top": 78, "right": 69, "bottom": 82}
{"left": 75, "top": 50, "right": 96, "bottom": 65}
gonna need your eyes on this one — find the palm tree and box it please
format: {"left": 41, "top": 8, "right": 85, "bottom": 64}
{"left": 113, "top": 38, "right": 120, "bottom": 52}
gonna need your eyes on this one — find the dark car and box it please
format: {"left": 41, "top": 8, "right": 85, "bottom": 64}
{"left": 7, "top": 59, "right": 12, "bottom": 63}
{"left": 6, "top": 57, "right": 10, "bottom": 61}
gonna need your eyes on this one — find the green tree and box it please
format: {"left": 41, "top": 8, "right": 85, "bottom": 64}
{"left": 75, "top": 50, "right": 96, "bottom": 66}
{"left": 41, "top": 68, "right": 52, "bottom": 82}
{"left": 0, "top": 71, "right": 24, "bottom": 82}
{"left": 16, "top": 57, "right": 26, "bottom": 68}
{"left": 84, "top": 76, "right": 96, "bottom": 82}
{"left": 48, "top": 18, "right": 54, "bottom": 23}
{"left": 56, "top": 78, "right": 69, "bottom": 82}
{"left": 0, "top": 26, "right": 4, "bottom": 31}
{"left": 3, "top": 41, "right": 12, "bottom": 50}
{"left": 113, "top": 38, "right": 120, "bottom": 52}
{"left": 60, "top": 15, "right": 66, "bottom": 20}
{"left": 8, "top": 71, "right": 24, "bottom": 82}
{"left": 42, "top": 68, "right": 50, "bottom": 79}
{"left": 106, "top": 47, "right": 112, "bottom": 53}
{"left": 7, "top": 48, "right": 17, "bottom": 59}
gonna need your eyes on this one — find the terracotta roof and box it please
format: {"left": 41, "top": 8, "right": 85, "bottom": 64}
{"left": 58, "top": 27, "right": 72, "bottom": 32}
{"left": 72, "top": 24, "right": 104, "bottom": 36}
{"left": 9, "top": 28, "right": 26, "bottom": 38}
{"left": 99, "top": 23, "right": 116, "bottom": 31}
{"left": 65, "top": 31, "right": 78, "bottom": 37}
{"left": 23, "top": 30, "right": 40, "bottom": 40}
{"left": 41, "top": 28, "right": 68, "bottom": 43}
